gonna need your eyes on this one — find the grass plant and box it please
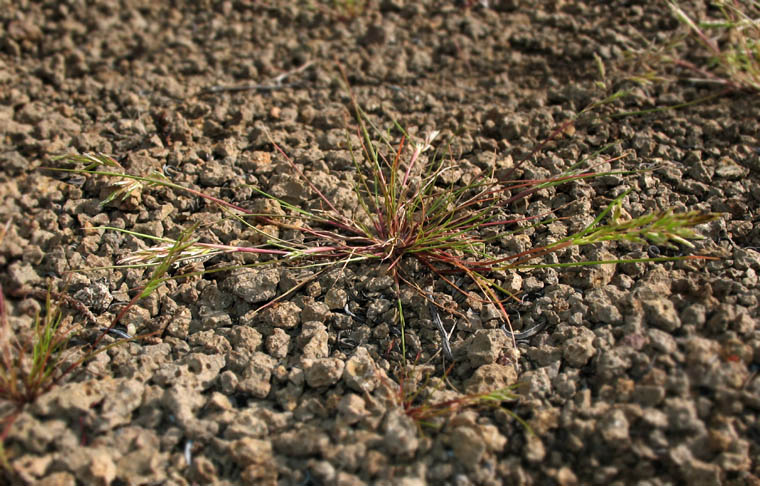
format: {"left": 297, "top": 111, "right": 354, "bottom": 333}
{"left": 53, "top": 131, "right": 718, "bottom": 334}
{"left": 618, "top": 0, "right": 759, "bottom": 107}
{"left": 667, "top": 0, "right": 760, "bottom": 92}
{"left": 49, "top": 91, "right": 720, "bottom": 427}
{"left": 0, "top": 225, "right": 196, "bottom": 475}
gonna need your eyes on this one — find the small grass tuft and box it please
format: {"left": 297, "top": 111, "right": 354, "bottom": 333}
{"left": 49, "top": 83, "right": 721, "bottom": 431}
{"left": 374, "top": 357, "right": 531, "bottom": 433}
{"left": 667, "top": 0, "right": 760, "bottom": 92}
{"left": 620, "top": 1, "right": 759, "bottom": 97}
{"left": 394, "top": 363, "right": 527, "bottom": 432}
{"left": 52, "top": 110, "right": 720, "bottom": 346}
{"left": 0, "top": 224, "right": 196, "bottom": 475}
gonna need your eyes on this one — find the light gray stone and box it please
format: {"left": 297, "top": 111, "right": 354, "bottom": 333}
{"left": 238, "top": 352, "right": 277, "bottom": 398}
{"left": 642, "top": 298, "right": 681, "bottom": 332}
{"left": 465, "top": 329, "right": 511, "bottom": 367}
{"left": 451, "top": 426, "right": 487, "bottom": 469}
{"left": 343, "top": 347, "right": 379, "bottom": 393}
{"left": 563, "top": 334, "right": 596, "bottom": 367}
{"left": 383, "top": 409, "right": 418, "bottom": 458}
{"left": 223, "top": 268, "right": 280, "bottom": 304}
{"left": 303, "top": 358, "right": 345, "bottom": 388}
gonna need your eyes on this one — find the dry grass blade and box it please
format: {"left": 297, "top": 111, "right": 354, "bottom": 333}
{"left": 387, "top": 362, "right": 529, "bottom": 432}
{"left": 621, "top": 1, "right": 760, "bottom": 94}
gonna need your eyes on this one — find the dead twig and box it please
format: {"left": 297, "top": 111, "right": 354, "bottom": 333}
{"left": 500, "top": 321, "right": 549, "bottom": 342}
{"left": 201, "top": 60, "right": 316, "bottom": 94}
{"left": 427, "top": 293, "right": 454, "bottom": 361}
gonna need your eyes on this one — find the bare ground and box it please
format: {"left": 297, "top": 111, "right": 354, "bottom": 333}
{"left": 1, "top": 1, "right": 759, "bottom": 485}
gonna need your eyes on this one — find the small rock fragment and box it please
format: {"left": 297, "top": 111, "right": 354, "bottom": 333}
{"left": 224, "top": 408, "right": 269, "bottom": 440}
{"left": 266, "top": 328, "right": 291, "bottom": 358}
{"left": 599, "top": 408, "right": 630, "bottom": 445}
{"left": 64, "top": 447, "right": 116, "bottom": 486}
{"left": 199, "top": 309, "right": 232, "bottom": 330}
{"left": 337, "top": 393, "right": 369, "bottom": 425}
{"left": 324, "top": 288, "right": 347, "bottom": 310}
{"left": 669, "top": 444, "right": 722, "bottom": 486}
{"left": 95, "top": 379, "right": 145, "bottom": 432}
{"left": 563, "top": 333, "right": 596, "bottom": 367}
{"left": 465, "top": 329, "right": 511, "bottom": 367}
{"left": 184, "top": 353, "right": 226, "bottom": 390}
{"left": 8, "top": 261, "right": 41, "bottom": 287}
{"left": 230, "top": 438, "right": 278, "bottom": 486}
{"left": 259, "top": 301, "right": 301, "bottom": 329}
{"left": 301, "top": 301, "right": 330, "bottom": 323}
{"left": 37, "top": 472, "right": 76, "bottom": 486}
{"left": 383, "top": 409, "right": 419, "bottom": 458}
{"left": 308, "top": 460, "right": 336, "bottom": 484}
{"left": 556, "top": 467, "right": 579, "bottom": 486}
{"left": 274, "top": 427, "right": 330, "bottom": 457}
{"left": 33, "top": 380, "right": 111, "bottom": 418}
{"left": 11, "top": 454, "right": 51, "bottom": 484}
{"left": 227, "top": 325, "right": 263, "bottom": 351}
{"left": 238, "top": 352, "right": 277, "bottom": 398}
{"left": 189, "top": 455, "right": 218, "bottom": 484}
{"left": 523, "top": 434, "right": 546, "bottom": 463}
{"left": 714, "top": 156, "right": 748, "bottom": 179}
{"left": 299, "top": 321, "right": 329, "bottom": 359}
{"left": 230, "top": 437, "right": 273, "bottom": 466}
{"left": 72, "top": 280, "right": 113, "bottom": 314}
{"left": 451, "top": 426, "right": 487, "bottom": 469}
{"left": 464, "top": 363, "right": 517, "bottom": 395}
{"left": 642, "top": 298, "right": 681, "bottom": 332}
{"left": 223, "top": 268, "right": 280, "bottom": 304}
{"left": 665, "top": 397, "right": 705, "bottom": 433}
{"left": 115, "top": 447, "right": 169, "bottom": 485}
{"left": 303, "top": 358, "right": 345, "bottom": 388}
{"left": 343, "top": 347, "right": 379, "bottom": 393}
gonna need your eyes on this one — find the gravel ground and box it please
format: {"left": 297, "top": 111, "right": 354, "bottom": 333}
{"left": 1, "top": 1, "right": 759, "bottom": 485}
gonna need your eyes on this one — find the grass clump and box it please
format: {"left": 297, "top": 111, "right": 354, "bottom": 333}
{"left": 50, "top": 93, "right": 720, "bottom": 427}
{"left": 56, "top": 132, "right": 718, "bottom": 331}
{"left": 0, "top": 285, "right": 82, "bottom": 475}
{"left": 0, "top": 287, "right": 73, "bottom": 440}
